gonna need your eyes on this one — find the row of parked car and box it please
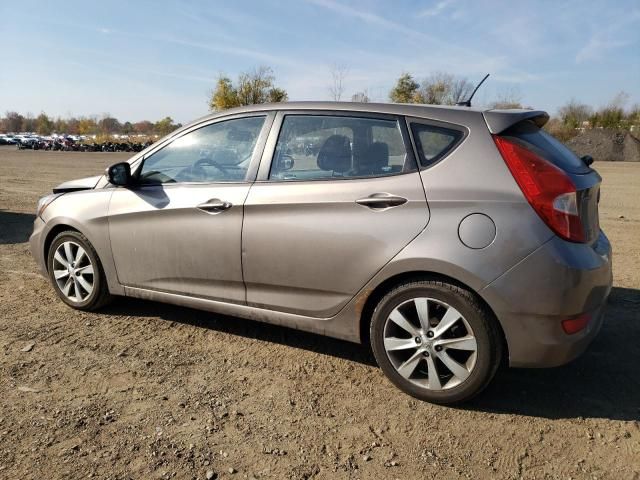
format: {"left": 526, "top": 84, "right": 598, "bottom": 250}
{"left": 0, "top": 133, "right": 153, "bottom": 152}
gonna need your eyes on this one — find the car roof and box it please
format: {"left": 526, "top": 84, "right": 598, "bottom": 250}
{"left": 192, "top": 101, "right": 547, "bottom": 132}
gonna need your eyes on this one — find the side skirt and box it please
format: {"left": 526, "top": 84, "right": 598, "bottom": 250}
{"left": 124, "top": 286, "right": 360, "bottom": 343}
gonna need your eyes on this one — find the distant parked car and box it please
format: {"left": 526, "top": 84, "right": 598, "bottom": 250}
{"left": 30, "top": 102, "right": 612, "bottom": 404}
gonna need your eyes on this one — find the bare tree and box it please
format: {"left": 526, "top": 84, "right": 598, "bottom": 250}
{"left": 450, "top": 77, "right": 474, "bottom": 104}
{"left": 328, "top": 63, "right": 349, "bottom": 101}
{"left": 351, "top": 90, "right": 370, "bottom": 103}
{"left": 558, "top": 99, "right": 592, "bottom": 128}
{"left": 489, "top": 87, "right": 523, "bottom": 109}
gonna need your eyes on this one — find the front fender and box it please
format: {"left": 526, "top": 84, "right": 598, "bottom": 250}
{"left": 39, "top": 189, "right": 122, "bottom": 295}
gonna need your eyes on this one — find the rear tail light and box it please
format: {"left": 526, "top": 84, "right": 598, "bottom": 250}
{"left": 493, "top": 136, "right": 586, "bottom": 243}
{"left": 561, "top": 313, "right": 591, "bottom": 335}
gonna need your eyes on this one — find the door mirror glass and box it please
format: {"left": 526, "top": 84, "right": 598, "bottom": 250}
{"left": 107, "top": 162, "right": 132, "bottom": 186}
{"left": 276, "top": 154, "right": 295, "bottom": 171}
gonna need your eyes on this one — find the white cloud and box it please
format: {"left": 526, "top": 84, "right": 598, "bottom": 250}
{"left": 419, "top": 0, "right": 454, "bottom": 17}
{"left": 576, "top": 37, "right": 630, "bottom": 63}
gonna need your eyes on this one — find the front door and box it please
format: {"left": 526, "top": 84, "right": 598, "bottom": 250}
{"left": 242, "top": 112, "right": 429, "bottom": 317}
{"left": 108, "top": 114, "right": 270, "bottom": 303}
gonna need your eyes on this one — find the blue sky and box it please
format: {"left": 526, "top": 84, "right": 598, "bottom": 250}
{"left": 1, "top": 0, "right": 638, "bottom": 123}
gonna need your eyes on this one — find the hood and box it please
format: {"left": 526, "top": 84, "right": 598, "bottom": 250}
{"left": 52, "top": 175, "right": 102, "bottom": 193}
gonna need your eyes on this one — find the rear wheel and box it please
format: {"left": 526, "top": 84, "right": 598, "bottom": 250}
{"left": 47, "top": 231, "right": 112, "bottom": 310}
{"left": 370, "top": 280, "right": 501, "bottom": 404}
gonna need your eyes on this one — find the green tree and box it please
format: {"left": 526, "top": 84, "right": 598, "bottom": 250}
{"left": 389, "top": 73, "right": 420, "bottom": 103}
{"left": 35, "top": 112, "right": 53, "bottom": 135}
{"left": 154, "top": 117, "right": 180, "bottom": 136}
{"left": 210, "top": 77, "right": 239, "bottom": 111}
{"left": 209, "top": 66, "right": 288, "bottom": 111}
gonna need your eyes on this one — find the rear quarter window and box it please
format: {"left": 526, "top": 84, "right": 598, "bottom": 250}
{"left": 410, "top": 123, "right": 464, "bottom": 168}
{"left": 502, "top": 120, "right": 590, "bottom": 174}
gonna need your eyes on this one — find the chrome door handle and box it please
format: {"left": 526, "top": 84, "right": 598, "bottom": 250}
{"left": 197, "top": 199, "right": 232, "bottom": 213}
{"left": 356, "top": 193, "right": 408, "bottom": 209}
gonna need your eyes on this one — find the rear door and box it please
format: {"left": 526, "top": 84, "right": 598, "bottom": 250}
{"left": 242, "top": 111, "right": 429, "bottom": 317}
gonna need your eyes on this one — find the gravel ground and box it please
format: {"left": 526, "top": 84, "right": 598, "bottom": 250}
{"left": 0, "top": 146, "right": 639, "bottom": 480}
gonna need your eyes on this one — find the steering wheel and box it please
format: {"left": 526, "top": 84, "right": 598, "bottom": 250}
{"left": 190, "top": 157, "right": 228, "bottom": 178}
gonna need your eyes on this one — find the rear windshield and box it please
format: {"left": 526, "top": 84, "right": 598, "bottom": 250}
{"left": 501, "top": 120, "right": 590, "bottom": 174}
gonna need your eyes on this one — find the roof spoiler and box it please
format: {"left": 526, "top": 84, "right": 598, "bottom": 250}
{"left": 483, "top": 110, "right": 549, "bottom": 134}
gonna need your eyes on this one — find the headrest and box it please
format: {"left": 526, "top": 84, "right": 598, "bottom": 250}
{"left": 360, "top": 142, "right": 389, "bottom": 173}
{"left": 317, "top": 135, "right": 352, "bottom": 173}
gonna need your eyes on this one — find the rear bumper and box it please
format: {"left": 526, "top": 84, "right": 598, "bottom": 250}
{"left": 481, "top": 230, "right": 612, "bottom": 368}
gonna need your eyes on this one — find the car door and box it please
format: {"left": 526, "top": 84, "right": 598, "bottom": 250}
{"left": 242, "top": 111, "right": 429, "bottom": 317}
{"left": 108, "top": 113, "right": 273, "bottom": 303}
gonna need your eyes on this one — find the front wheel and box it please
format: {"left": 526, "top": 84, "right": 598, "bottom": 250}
{"left": 47, "top": 231, "right": 112, "bottom": 310}
{"left": 370, "top": 280, "right": 502, "bottom": 405}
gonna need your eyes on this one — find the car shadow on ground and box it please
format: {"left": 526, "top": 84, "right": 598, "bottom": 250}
{"left": 0, "top": 210, "right": 36, "bottom": 244}
{"left": 102, "top": 286, "right": 639, "bottom": 421}
{"left": 101, "top": 297, "right": 378, "bottom": 367}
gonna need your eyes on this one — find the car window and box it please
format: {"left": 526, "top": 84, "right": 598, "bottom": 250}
{"left": 411, "top": 123, "right": 463, "bottom": 167}
{"left": 269, "top": 115, "right": 412, "bottom": 181}
{"left": 138, "top": 116, "right": 265, "bottom": 184}
{"left": 501, "top": 120, "right": 590, "bottom": 174}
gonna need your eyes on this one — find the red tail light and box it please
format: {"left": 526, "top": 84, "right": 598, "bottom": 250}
{"left": 493, "top": 136, "right": 586, "bottom": 243}
{"left": 561, "top": 313, "right": 591, "bottom": 335}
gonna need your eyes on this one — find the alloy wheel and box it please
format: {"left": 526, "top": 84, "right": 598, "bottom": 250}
{"left": 383, "top": 297, "right": 478, "bottom": 390}
{"left": 52, "top": 241, "right": 95, "bottom": 303}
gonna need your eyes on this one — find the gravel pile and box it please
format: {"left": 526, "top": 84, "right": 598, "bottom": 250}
{"left": 567, "top": 128, "right": 640, "bottom": 162}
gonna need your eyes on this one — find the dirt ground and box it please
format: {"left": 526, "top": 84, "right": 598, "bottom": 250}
{"left": 0, "top": 146, "right": 638, "bottom": 480}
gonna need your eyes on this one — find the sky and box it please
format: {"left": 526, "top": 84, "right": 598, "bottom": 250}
{"left": 1, "top": 0, "right": 638, "bottom": 123}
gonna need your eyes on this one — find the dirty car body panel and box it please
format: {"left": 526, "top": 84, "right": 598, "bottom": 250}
{"left": 30, "top": 101, "right": 612, "bottom": 387}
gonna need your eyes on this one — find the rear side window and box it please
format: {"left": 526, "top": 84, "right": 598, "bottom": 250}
{"left": 269, "top": 115, "right": 414, "bottom": 181}
{"left": 410, "top": 124, "right": 463, "bottom": 167}
{"left": 501, "top": 120, "right": 590, "bottom": 174}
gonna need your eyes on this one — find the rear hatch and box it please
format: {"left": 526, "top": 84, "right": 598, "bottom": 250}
{"left": 486, "top": 111, "right": 601, "bottom": 244}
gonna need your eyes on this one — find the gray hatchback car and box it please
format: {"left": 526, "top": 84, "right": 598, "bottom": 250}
{"left": 30, "top": 102, "right": 612, "bottom": 404}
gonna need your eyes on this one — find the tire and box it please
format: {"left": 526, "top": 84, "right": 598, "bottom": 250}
{"left": 370, "top": 280, "right": 501, "bottom": 405}
{"left": 47, "top": 231, "right": 112, "bottom": 311}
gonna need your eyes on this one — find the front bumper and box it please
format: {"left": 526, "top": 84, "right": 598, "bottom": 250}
{"left": 481, "top": 231, "right": 612, "bottom": 368}
{"left": 29, "top": 216, "right": 48, "bottom": 277}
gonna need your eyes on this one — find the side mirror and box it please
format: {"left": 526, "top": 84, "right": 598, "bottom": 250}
{"left": 581, "top": 155, "right": 594, "bottom": 166}
{"left": 277, "top": 154, "right": 295, "bottom": 171}
{"left": 107, "top": 162, "right": 132, "bottom": 186}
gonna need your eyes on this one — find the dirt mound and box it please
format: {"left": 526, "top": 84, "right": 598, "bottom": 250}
{"left": 567, "top": 128, "right": 640, "bottom": 162}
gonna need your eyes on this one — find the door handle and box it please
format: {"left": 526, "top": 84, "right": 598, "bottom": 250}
{"left": 356, "top": 193, "right": 408, "bottom": 209}
{"left": 197, "top": 199, "right": 233, "bottom": 213}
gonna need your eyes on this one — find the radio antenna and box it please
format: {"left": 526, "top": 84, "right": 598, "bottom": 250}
{"left": 456, "top": 73, "right": 490, "bottom": 107}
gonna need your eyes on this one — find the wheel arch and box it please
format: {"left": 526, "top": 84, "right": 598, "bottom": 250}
{"left": 43, "top": 224, "right": 81, "bottom": 272}
{"left": 358, "top": 270, "right": 509, "bottom": 365}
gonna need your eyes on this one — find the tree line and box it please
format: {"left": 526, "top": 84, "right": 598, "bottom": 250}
{"left": 0, "top": 112, "right": 182, "bottom": 137}
{"left": 5, "top": 66, "right": 636, "bottom": 140}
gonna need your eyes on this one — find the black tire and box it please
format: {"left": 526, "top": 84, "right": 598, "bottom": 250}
{"left": 370, "top": 280, "right": 502, "bottom": 405}
{"left": 47, "top": 231, "right": 112, "bottom": 311}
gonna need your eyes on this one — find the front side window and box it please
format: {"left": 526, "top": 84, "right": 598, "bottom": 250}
{"left": 269, "top": 115, "right": 412, "bottom": 181}
{"left": 138, "top": 116, "right": 265, "bottom": 184}
{"left": 411, "top": 123, "right": 463, "bottom": 168}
